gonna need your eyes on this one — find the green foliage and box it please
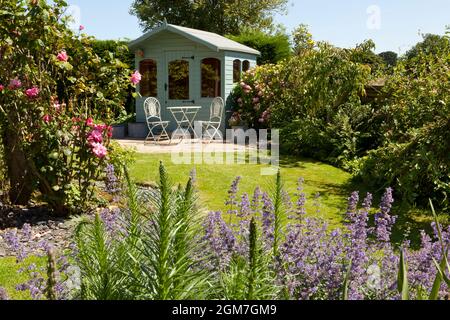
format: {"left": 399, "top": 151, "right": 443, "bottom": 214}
{"left": 355, "top": 35, "right": 450, "bottom": 209}
{"left": 108, "top": 141, "right": 137, "bottom": 181}
{"left": 404, "top": 33, "right": 449, "bottom": 62}
{"left": 75, "top": 163, "right": 208, "bottom": 300}
{"left": 227, "top": 30, "right": 291, "bottom": 64}
{"left": 92, "top": 39, "right": 136, "bottom": 115}
{"left": 378, "top": 51, "right": 398, "bottom": 68}
{"left": 291, "top": 24, "right": 314, "bottom": 56}
{"left": 349, "top": 40, "right": 386, "bottom": 75}
{"left": 130, "top": 0, "right": 288, "bottom": 35}
{"left": 397, "top": 249, "right": 410, "bottom": 300}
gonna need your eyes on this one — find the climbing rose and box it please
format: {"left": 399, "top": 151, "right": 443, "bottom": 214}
{"left": 87, "top": 129, "right": 103, "bottom": 144}
{"left": 0, "top": 84, "right": 4, "bottom": 91}
{"left": 56, "top": 50, "right": 69, "bottom": 62}
{"left": 8, "top": 78, "right": 22, "bottom": 90}
{"left": 91, "top": 143, "right": 107, "bottom": 159}
{"left": 25, "top": 87, "right": 39, "bottom": 99}
{"left": 42, "top": 114, "right": 52, "bottom": 123}
{"left": 130, "top": 71, "right": 142, "bottom": 85}
{"left": 79, "top": 25, "right": 85, "bottom": 31}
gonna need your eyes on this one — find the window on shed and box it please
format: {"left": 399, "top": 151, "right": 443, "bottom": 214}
{"left": 168, "top": 59, "right": 190, "bottom": 100}
{"left": 233, "top": 59, "right": 242, "bottom": 83}
{"left": 201, "top": 58, "right": 221, "bottom": 98}
{"left": 242, "top": 60, "right": 250, "bottom": 72}
{"left": 139, "top": 59, "right": 157, "bottom": 97}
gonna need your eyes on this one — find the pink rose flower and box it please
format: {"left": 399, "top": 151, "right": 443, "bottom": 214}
{"left": 8, "top": 78, "right": 22, "bottom": 90}
{"left": 79, "top": 25, "right": 85, "bottom": 31}
{"left": 252, "top": 97, "right": 260, "bottom": 104}
{"left": 130, "top": 71, "right": 142, "bottom": 85}
{"left": 86, "top": 117, "right": 94, "bottom": 127}
{"left": 87, "top": 129, "right": 103, "bottom": 144}
{"left": 91, "top": 142, "right": 107, "bottom": 159}
{"left": 43, "top": 114, "right": 52, "bottom": 123}
{"left": 0, "top": 84, "right": 4, "bottom": 91}
{"left": 56, "top": 50, "right": 69, "bottom": 62}
{"left": 93, "top": 124, "right": 107, "bottom": 131}
{"left": 25, "top": 87, "right": 40, "bottom": 99}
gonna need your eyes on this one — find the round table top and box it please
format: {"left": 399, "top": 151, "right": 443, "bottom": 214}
{"left": 167, "top": 106, "right": 202, "bottom": 110}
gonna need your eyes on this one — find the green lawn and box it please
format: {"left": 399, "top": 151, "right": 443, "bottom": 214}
{"left": 130, "top": 153, "right": 354, "bottom": 225}
{"left": 0, "top": 256, "right": 44, "bottom": 300}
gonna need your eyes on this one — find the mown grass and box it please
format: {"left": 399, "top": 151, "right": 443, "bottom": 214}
{"left": 0, "top": 256, "right": 45, "bottom": 300}
{"left": 130, "top": 153, "right": 354, "bottom": 226}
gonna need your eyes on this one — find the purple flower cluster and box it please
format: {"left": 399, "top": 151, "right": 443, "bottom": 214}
{"left": 0, "top": 287, "right": 8, "bottom": 300}
{"left": 105, "top": 164, "right": 121, "bottom": 195}
{"left": 202, "top": 178, "right": 450, "bottom": 300}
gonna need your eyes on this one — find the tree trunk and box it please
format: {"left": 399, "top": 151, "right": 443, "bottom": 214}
{"left": 3, "top": 127, "right": 35, "bottom": 205}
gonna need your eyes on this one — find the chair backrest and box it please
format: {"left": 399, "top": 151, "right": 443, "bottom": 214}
{"left": 144, "top": 97, "right": 161, "bottom": 121}
{"left": 210, "top": 97, "right": 224, "bottom": 122}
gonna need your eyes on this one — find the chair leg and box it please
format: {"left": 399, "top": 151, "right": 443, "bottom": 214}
{"left": 145, "top": 125, "right": 157, "bottom": 145}
{"left": 209, "top": 126, "right": 223, "bottom": 143}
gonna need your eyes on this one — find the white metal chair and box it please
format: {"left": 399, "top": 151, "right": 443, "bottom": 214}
{"left": 143, "top": 97, "right": 170, "bottom": 144}
{"left": 201, "top": 97, "right": 224, "bottom": 142}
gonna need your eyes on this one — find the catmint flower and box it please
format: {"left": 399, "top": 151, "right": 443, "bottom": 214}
{"left": 0, "top": 287, "right": 8, "bottom": 300}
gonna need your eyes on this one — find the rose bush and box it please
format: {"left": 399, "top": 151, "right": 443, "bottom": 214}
{"left": 0, "top": 0, "right": 140, "bottom": 214}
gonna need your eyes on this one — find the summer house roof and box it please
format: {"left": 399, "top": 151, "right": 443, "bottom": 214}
{"left": 129, "top": 22, "right": 261, "bottom": 56}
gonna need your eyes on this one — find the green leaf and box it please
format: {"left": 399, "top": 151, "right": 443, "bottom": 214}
{"left": 397, "top": 248, "right": 409, "bottom": 300}
{"left": 342, "top": 260, "right": 352, "bottom": 300}
{"left": 429, "top": 256, "right": 447, "bottom": 300}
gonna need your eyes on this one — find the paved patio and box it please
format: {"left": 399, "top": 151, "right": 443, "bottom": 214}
{"left": 114, "top": 138, "right": 258, "bottom": 154}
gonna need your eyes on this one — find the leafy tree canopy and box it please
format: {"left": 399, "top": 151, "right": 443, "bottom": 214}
{"left": 130, "top": 0, "right": 288, "bottom": 35}
{"left": 404, "top": 33, "right": 449, "bottom": 61}
{"left": 378, "top": 51, "right": 398, "bottom": 68}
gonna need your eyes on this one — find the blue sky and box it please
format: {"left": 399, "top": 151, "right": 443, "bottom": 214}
{"left": 67, "top": 0, "right": 449, "bottom": 54}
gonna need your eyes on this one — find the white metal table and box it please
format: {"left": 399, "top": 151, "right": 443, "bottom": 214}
{"left": 167, "top": 106, "right": 202, "bottom": 141}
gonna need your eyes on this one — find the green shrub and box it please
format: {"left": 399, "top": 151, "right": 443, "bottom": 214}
{"left": 355, "top": 33, "right": 450, "bottom": 209}
{"left": 227, "top": 30, "right": 291, "bottom": 64}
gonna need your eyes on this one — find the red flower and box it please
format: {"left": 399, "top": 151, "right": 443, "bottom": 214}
{"left": 43, "top": 114, "right": 52, "bottom": 124}
{"left": 86, "top": 118, "right": 94, "bottom": 127}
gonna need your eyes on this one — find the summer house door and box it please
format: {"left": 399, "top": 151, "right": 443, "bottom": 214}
{"left": 165, "top": 51, "right": 195, "bottom": 109}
